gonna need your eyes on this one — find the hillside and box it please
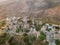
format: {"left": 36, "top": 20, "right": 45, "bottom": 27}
{"left": 0, "top": 0, "right": 60, "bottom": 24}
{"left": 44, "top": 6, "right": 60, "bottom": 24}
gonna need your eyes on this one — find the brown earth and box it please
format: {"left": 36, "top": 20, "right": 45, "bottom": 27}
{"left": 0, "top": 0, "right": 60, "bottom": 24}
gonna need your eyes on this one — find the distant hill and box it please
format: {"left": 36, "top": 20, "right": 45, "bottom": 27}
{"left": 0, "top": 0, "right": 60, "bottom": 24}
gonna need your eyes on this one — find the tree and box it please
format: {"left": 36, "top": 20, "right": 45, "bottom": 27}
{"left": 39, "top": 32, "right": 45, "bottom": 41}
{"left": 34, "top": 23, "right": 41, "bottom": 31}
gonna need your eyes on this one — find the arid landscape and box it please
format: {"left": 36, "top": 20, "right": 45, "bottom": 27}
{"left": 0, "top": 0, "right": 60, "bottom": 24}
{"left": 0, "top": 0, "right": 60, "bottom": 45}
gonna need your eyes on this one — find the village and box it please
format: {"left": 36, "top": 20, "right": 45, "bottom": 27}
{"left": 0, "top": 16, "right": 60, "bottom": 45}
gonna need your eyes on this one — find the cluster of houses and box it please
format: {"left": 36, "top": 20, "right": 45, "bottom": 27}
{"left": 1, "top": 17, "right": 60, "bottom": 43}
{"left": 1, "top": 17, "right": 40, "bottom": 37}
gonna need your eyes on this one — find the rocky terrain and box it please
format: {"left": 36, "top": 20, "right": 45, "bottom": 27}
{"left": 0, "top": 0, "right": 60, "bottom": 24}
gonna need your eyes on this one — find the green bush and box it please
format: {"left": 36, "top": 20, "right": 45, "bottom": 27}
{"left": 24, "top": 36, "right": 29, "bottom": 42}
{"left": 40, "top": 32, "right": 45, "bottom": 36}
{"left": 0, "top": 38, "right": 5, "bottom": 44}
{"left": 0, "top": 33, "right": 8, "bottom": 44}
{"left": 27, "top": 19, "right": 32, "bottom": 25}
{"left": 23, "top": 33, "right": 28, "bottom": 36}
{"left": 8, "top": 36, "right": 14, "bottom": 43}
{"left": 39, "top": 32, "right": 45, "bottom": 41}
{"left": 16, "top": 25, "right": 23, "bottom": 33}
{"left": 55, "top": 40, "right": 60, "bottom": 45}
{"left": 34, "top": 24, "right": 41, "bottom": 31}
{"left": 29, "top": 35, "right": 36, "bottom": 41}
{"left": 16, "top": 27, "right": 22, "bottom": 33}
{"left": 39, "top": 35, "right": 45, "bottom": 41}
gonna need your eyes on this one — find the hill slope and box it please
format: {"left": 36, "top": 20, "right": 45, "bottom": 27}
{"left": 0, "top": 0, "right": 60, "bottom": 24}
